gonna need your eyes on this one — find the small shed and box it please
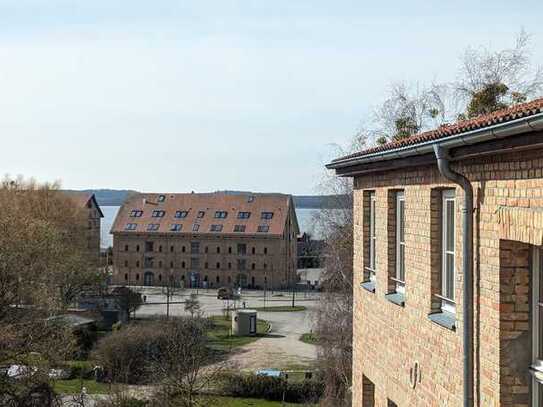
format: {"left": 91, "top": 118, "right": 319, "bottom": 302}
{"left": 232, "top": 309, "right": 258, "bottom": 336}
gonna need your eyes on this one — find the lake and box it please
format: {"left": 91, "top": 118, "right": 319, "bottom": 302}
{"left": 100, "top": 206, "right": 324, "bottom": 248}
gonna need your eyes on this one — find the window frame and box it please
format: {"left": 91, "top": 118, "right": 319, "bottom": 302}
{"left": 261, "top": 212, "right": 274, "bottom": 220}
{"left": 175, "top": 210, "right": 188, "bottom": 219}
{"left": 439, "top": 189, "right": 456, "bottom": 314}
{"left": 365, "top": 192, "right": 377, "bottom": 282}
{"left": 257, "top": 225, "right": 270, "bottom": 233}
{"left": 394, "top": 191, "right": 406, "bottom": 294}
{"left": 238, "top": 211, "right": 251, "bottom": 219}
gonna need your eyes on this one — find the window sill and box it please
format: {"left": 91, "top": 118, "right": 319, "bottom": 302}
{"left": 428, "top": 311, "right": 456, "bottom": 331}
{"left": 385, "top": 292, "right": 405, "bottom": 307}
{"left": 360, "top": 281, "right": 375, "bottom": 293}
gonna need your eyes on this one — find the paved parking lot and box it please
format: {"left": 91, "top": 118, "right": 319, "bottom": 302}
{"left": 132, "top": 287, "right": 319, "bottom": 370}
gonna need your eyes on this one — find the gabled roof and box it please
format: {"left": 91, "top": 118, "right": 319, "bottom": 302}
{"left": 66, "top": 191, "right": 104, "bottom": 218}
{"left": 330, "top": 97, "right": 543, "bottom": 165}
{"left": 111, "top": 191, "right": 297, "bottom": 237}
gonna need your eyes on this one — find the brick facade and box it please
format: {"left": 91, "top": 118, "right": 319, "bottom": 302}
{"left": 350, "top": 147, "right": 543, "bottom": 406}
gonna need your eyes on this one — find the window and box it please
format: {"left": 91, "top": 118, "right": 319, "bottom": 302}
{"left": 159, "top": 245, "right": 163, "bottom": 252}
{"left": 124, "top": 273, "right": 128, "bottom": 281}
{"left": 387, "top": 400, "right": 398, "bottom": 407}
{"left": 210, "top": 224, "right": 223, "bottom": 232}
{"left": 136, "top": 245, "right": 140, "bottom": 252}
{"left": 264, "top": 247, "right": 268, "bottom": 255}
{"left": 124, "top": 245, "right": 129, "bottom": 251}
{"left": 147, "top": 223, "right": 160, "bottom": 231}
{"left": 192, "top": 224, "right": 200, "bottom": 232}
{"left": 158, "top": 260, "right": 163, "bottom": 268}
{"left": 182, "top": 246, "right": 186, "bottom": 253}
{"left": 136, "top": 260, "right": 140, "bottom": 268}
{"left": 170, "top": 245, "right": 174, "bottom": 252}
{"left": 130, "top": 209, "right": 143, "bottom": 217}
{"left": 170, "top": 261, "right": 174, "bottom": 268}
{"left": 125, "top": 223, "right": 137, "bottom": 231}
{"left": 257, "top": 225, "right": 269, "bottom": 233}
{"left": 228, "top": 247, "right": 232, "bottom": 254}
{"left": 238, "top": 211, "right": 251, "bottom": 219}
{"left": 205, "top": 246, "right": 209, "bottom": 254}
{"left": 362, "top": 375, "right": 375, "bottom": 407}
{"left": 251, "top": 263, "right": 256, "bottom": 270}
{"left": 228, "top": 262, "right": 232, "bottom": 269}
{"left": 237, "top": 244, "right": 247, "bottom": 255}
{"left": 214, "top": 211, "right": 228, "bottom": 219}
{"left": 158, "top": 195, "right": 166, "bottom": 202}
{"left": 197, "top": 211, "right": 205, "bottom": 218}
{"left": 248, "top": 196, "right": 255, "bottom": 203}
{"left": 191, "top": 242, "right": 200, "bottom": 254}
{"left": 182, "top": 261, "right": 186, "bottom": 269}
{"left": 394, "top": 191, "right": 406, "bottom": 293}
{"left": 367, "top": 192, "right": 377, "bottom": 282}
{"left": 238, "top": 259, "right": 246, "bottom": 271}
{"left": 124, "top": 260, "right": 128, "bottom": 267}
{"left": 263, "top": 263, "right": 267, "bottom": 270}
{"left": 191, "top": 257, "right": 200, "bottom": 269}
{"left": 261, "top": 212, "right": 274, "bottom": 220}
{"left": 233, "top": 225, "right": 246, "bottom": 232}
{"left": 440, "top": 190, "right": 456, "bottom": 313}
{"left": 152, "top": 210, "right": 166, "bottom": 218}
{"left": 252, "top": 247, "right": 256, "bottom": 255}
{"left": 175, "top": 210, "right": 188, "bottom": 218}
{"left": 216, "top": 247, "right": 220, "bottom": 254}
{"left": 204, "top": 262, "right": 208, "bottom": 269}
{"left": 145, "top": 241, "right": 154, "bottom": 252}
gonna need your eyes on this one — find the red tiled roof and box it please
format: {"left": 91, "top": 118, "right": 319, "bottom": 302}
{"left": 332, "top": 97, "right": 543, "bottom": 163}
{"left": 111, "top": 192, "right": 295, "bottom": 236}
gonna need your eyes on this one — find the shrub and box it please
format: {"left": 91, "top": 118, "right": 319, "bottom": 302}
{"left": 220, "top": 372, "right": 323, "bottom": 403}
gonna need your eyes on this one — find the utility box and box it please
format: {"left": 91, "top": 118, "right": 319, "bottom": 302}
{"left": 232, "top": 310, "right": 258, "bottom": 336}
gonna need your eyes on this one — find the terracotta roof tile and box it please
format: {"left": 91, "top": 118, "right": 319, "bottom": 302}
{"left": 332, "top": 97, "right": 543, "bottom": 163}
{"left": 111, "top": 192, "right": 294, "bottom": 236}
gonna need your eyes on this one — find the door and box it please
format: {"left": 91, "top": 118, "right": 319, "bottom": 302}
{"left": 249, "top": 315, "right": 256, "bottom": 334}
{"left": 143, "top": 272, "right": 154, "bottom": 286}
{"left": 532, "top": 247, "right": 543, "bottom": 406}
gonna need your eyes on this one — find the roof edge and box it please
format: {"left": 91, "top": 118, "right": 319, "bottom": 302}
{"left": 326, "top": 112, "right": 543, "bottom": 171}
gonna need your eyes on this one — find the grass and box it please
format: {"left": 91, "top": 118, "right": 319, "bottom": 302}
{"left": 53, "top": 378, "right": 110, "bottom": 395}
{"left": 198, "top": 396, "right": 310, "bottom": 406}
{"left": 207, "top": 316, "right": 269, "bottom": 351}
{"left": 252, "top": 306, "right": 306, "bottom": 312}
{"left": 299, "top": 333, "right": 318, "bottom": 345}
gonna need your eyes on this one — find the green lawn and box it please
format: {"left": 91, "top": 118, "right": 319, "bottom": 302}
{"left": 299, "top": 333, "right": 318, "bottom": 345}
{"left": 53, "top": 378, "right": 110, "bottom": 394}
{"left": 252, "top": 306, "right": 306, "bottom": 312}
{"left": 207, "top": 316, "right": 269, "bottom": 351}
{"left": 198, "top": 396, "right": 311, "bottom": 406}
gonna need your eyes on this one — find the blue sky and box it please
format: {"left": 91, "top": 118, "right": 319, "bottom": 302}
{"left": 1, "top": 1, "right": 542, "bottom": 195}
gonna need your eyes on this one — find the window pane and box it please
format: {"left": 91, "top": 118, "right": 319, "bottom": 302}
{"left": 399, "top": 200, "right": 405, "bottom": 243}
{"left": 446, "top": 200, "right": 455, "bottom": 252}
{"left": 446, "top": 253, "right": 454, "bottom": 300}
{"left": 399, "top": 244, "right": 405, "bottom": 281}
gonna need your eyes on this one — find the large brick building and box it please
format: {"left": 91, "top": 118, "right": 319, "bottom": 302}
{"left": 110, "top": 192, "right": 298, "bottom": 290}
{"left": 327, "top": 98, "right": 543, "bottom": 406}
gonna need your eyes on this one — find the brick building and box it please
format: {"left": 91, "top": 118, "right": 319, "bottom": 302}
{"left": 68, "top": 192, "right": 103, "bottom": 265}
{"left": 327, "top": 98, "right": 543, "bottom": 406}
{"left": 110, "top": 192, "right": 298, "bottom": 290}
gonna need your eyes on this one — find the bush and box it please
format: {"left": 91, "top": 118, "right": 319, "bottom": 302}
{"left": 92, "top": 323, "right": 170, "bottom": 384}
{"left": 220, "top": 372, "right": 323, "bottom": 403}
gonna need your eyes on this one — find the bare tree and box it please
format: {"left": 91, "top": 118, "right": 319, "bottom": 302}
{"left": 184, "top": 294, "right": 202, "bottom": 318}
{"left": 455, "top": 29, "right": 543, "bottom": 118}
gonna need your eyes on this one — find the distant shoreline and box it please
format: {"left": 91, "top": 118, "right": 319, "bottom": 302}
{"left": 65, "top": 189, "right": 349, "bottom": 209}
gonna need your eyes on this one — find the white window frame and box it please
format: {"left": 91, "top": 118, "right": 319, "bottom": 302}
{"left": 531, "top": 247, "right": 543, "bottom": 406}
{"left": 440, "top": 190, "right": 456, "bottom": 314}
{"left": 394, "top": 191, "right": 405, "bottom": 294}
{"left": 366, "top": 192, "right": 377, "bottom": 282}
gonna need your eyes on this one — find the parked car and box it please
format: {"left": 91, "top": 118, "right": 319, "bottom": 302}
{"left": 217, "top": 287, "right": 239, "bottom": 300}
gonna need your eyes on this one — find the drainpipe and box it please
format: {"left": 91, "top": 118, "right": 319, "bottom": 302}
{"left": 433, "top": 144, "right": 474, "bottom": 407}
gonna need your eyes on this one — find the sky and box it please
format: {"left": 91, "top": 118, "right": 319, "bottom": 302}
{"left": 1, "top": 1, "right": 542, "bottom": 195}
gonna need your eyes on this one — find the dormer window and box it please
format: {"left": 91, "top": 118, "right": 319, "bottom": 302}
{"left": 130, "top": 210, "right": 143, "bottom": 218}
{"left": 197, "top": 211, "right": 205, "bottom": 218}
{"left": 152, "top": 210, "right": 166, "bottom": 218}
{"left": 214, "top": 211, "right": 228, "bottom": 219}
{"left": 248, "top": 196, "right": 255, "bottom": 203}
{"left": 125, "top": 223, "right": 137, "bottom": 231}
{"left": 175, "top": 210, "right": 189, "bottom": 219}
{"left": 147, "top": 223, "right": 160, "bottom": 231}
{"left": 257, "top": 225, "right": 270, "bottom": 233}
{"left": 170, "top": 224, "right": 182, "bottom": 232}
{"left": 238, "top": 212, "right": 251, "bottom": 219}
{"left": 261, "top": 212, "right": 274, "bottom": 220}
{"left": 234, "top": 225, "right": 246, "bottom": 232}
{"left": 158, "top": 195, "right": 166, "bottom": 202}
{"left": 210, "top": 224, "right": 223, "bottom": 232}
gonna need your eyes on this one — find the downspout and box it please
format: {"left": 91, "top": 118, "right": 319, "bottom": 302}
{"left": 433, "top": 144, "right": 474, "bottom": 407}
